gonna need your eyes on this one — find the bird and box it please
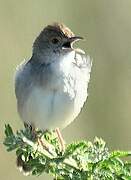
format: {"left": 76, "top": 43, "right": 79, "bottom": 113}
{"left": 15, "top": 22, "right": 92, "bottom": 152}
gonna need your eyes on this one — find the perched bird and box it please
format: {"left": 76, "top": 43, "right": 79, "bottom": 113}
{"left": 15, "top": 23, "right": 92, "bottom": 151}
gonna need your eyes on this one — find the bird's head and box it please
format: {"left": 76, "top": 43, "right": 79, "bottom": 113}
{"left": 33, "top": 23, "right": 83, "bottom": 63}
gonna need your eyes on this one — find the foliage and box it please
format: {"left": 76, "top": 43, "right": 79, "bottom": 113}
{"left": 3, "top": 124, "right": 131, "bottom": 180}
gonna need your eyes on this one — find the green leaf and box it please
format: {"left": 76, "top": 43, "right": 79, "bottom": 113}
{"left": 5, "top": 124, "right": 14, "bottom": 137}
{"left": 3, "top": 124, "right": 131, "bottom": 179}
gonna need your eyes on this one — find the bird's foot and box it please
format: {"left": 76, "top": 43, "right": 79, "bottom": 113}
{"left": 55, "top": 128, "right": 65, "bottom": 153}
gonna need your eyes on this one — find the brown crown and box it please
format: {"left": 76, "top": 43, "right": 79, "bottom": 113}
{"left": 44, "top": 23, "right": 75, "bottom": 38}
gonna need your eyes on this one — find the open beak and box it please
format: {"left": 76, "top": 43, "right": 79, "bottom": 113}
{"left": 62, "top": 36, "right": 84, "bottom": 49}
{"left": 69, "top": 36, "right": 84, "bottom": 42}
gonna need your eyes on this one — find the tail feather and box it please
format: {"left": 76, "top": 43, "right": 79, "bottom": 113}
{"left": 16, "top": 155, "right": 32, "bottom": 176}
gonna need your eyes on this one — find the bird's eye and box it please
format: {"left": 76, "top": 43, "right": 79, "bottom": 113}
{"left": 51, "top": 38, "right": 59, "bottom": 44}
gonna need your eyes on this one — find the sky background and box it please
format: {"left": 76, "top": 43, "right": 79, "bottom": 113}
{"left": 0, "top": 0, "right": 131, "bottom": 179}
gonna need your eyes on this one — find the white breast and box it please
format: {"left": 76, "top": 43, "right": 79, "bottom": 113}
{"left": 20, "top": 51, "right": 91, "bottom": 130}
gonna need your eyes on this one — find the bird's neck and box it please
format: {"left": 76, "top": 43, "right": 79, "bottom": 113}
{"left": 30, "top": 52, "right": 52, "bottom": 65}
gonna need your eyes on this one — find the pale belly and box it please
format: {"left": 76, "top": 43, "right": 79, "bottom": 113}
{"left": 22, "top": 87, "right": 79, "bottom": 130}
{"left": 17, "top": 51, "right": 91, "bottom": 130}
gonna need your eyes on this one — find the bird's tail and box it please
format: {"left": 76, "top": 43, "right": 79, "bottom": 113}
{"left": 16, "top": 155, "right": 32, "bottom": 176}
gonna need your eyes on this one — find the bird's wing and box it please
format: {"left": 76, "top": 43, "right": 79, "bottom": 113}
{"left": 15, "top": 59, "right": 32, "bottom": 105}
